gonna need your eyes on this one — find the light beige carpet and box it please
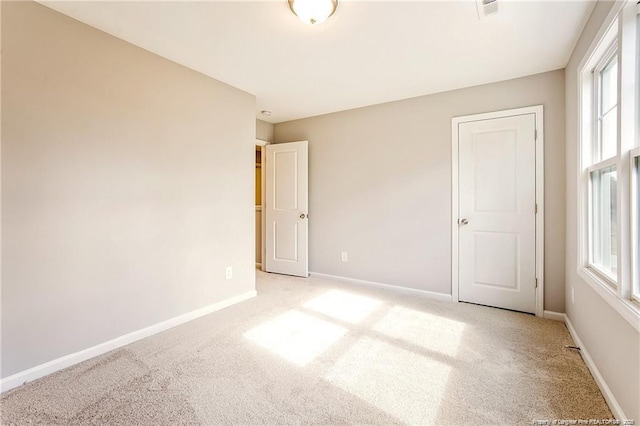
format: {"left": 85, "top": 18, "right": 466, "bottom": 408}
{"left": 1, "top": 270, "right": 612, "bottom": 425}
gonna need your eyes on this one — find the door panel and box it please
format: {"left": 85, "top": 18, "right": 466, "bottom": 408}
{"left": 274, "top": 222, "right": 298, "bottom": 262}
{"left": 458, "top": 114, "right": 536, "bottom": 313}
{"left": 474, "top": 232, "right": 519, "bottom": 290}
{"left": 473, "top": 130, "right": 517, "bottom": 212}
{"left": 274, "top": 150, "right": 298, "bottom": 210}
{"left": 265, "top": 141, "right": 308, "bottom": 277}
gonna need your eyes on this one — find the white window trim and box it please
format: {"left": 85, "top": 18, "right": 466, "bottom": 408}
{"left": 587, "top": 156, "right": 618, "bottom": 174}
{"left": 592, "top": 40, "right": 618, "bottom": 164}
{"left": 631, "top": 147, "right": 640, "bottom": 303}
{"left": 586, "top": 157, "right": 618, "bottom": 286}
{"left": 577, "top": 0, "right": 640, "bottom": 333}
{"left": 577, "top": 267, "right": 640, "bottom": 331}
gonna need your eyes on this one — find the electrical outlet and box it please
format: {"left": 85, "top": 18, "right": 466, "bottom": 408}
{"left": 571, "top": 286, "right": 575, "bottom": 304}
{"left": 226, "top": 266, "right": 233, "bottom": 280}
{"left": 341, "top": 252, "right": 348, "bottom": 262}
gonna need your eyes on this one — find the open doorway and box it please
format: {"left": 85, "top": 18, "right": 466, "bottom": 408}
{"left": 255, "top": 139, "right": 268, "bottom": 269}
{"left": 257, "top": 139, "right": 309, "bottom": 277}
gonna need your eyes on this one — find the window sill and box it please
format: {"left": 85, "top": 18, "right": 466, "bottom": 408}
{"left": 586, "top": 263, "right": 618, "bottom": 286}
{"left": 577, "top": 267, "right": 640, "bottom": 332}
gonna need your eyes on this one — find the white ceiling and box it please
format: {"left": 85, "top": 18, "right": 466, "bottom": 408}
{"left": 41, "top": 1, "right": 595, "bottom": 123}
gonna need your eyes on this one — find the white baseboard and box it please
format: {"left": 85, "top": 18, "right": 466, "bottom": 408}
{"left": 309, "top": 272, "right": 452, "bottom": 303}
{"left": 564, "top": 315, "right": 627, "bottom": 420}
{"left": 0, "top": 290, "right": 257, "bottom": 393}
{"left": 543, "top": 310, "right": 566, "bottom": 322}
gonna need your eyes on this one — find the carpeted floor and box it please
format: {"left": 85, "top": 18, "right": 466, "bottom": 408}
{"left": 1, "top": 270, "right": 612, "bottom": 425}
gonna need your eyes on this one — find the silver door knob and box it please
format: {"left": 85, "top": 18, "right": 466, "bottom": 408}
{"left": 459, "top": 218, "right": 469, "bottom": 225}
{"left": 300, "top": 213, "right": 307, "bottom": 219}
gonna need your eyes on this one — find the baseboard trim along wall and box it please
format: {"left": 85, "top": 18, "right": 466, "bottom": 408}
{"left": 0, "top": 290, "right": 257, "bottom": 393}
{"left": 564, "top": 314, "right": 627, "bottom": 421}
{"left": 543, "top": 310, "right": 566, "bottom": 322}
{"left": 309, "top": 272, "right": 452, "bottom": 303}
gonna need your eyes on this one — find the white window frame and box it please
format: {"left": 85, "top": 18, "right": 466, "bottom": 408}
{"left": 584, "top": 35, "right": 620, "bottom": 287}
{"left": 586, "top": 157, "right": 618, "bottom": 286}
{"left": 631, "top": 147, "right": 640, "bottom": 303}
{"left": 586, "top": 41, "right": 619, "bottom": 287}
{"left": 592, "top": 41, "right": 618, "bottom": 164}
{"left": 577, "top": 0, "right": 640, "bottom": 332}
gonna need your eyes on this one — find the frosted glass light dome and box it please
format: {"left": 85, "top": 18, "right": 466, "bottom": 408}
{"left": 288, "top": 0, "right": 338, "bottom": 25}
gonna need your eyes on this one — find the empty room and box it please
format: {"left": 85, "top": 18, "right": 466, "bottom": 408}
{"left": 1, "top": 0, "right": 639, "bottom": 424}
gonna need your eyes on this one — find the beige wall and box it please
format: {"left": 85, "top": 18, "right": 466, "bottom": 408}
{"left": 256, "top": 119, "right": 274, "bottom": 142}
{"left": 274, "top": 70, "right": 566, "bottom": 311}
{"left": 565, "top": 0, "right": 640, "bottom": 420}
{"left": 1, "top": 1, "right": 256, "bottom": 377}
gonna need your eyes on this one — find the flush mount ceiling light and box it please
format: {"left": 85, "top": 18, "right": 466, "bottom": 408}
{"left": 288, "top": 0, "right": 338, "bottom": 25}
{"left": 476, "top": 0, "right": 499, "bottom": 19}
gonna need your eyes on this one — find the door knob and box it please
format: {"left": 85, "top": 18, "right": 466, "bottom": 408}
{"left": 459, "top": 218, "right": 469, "bottom": 225}
{"left": 300, "top": 213, "right": 307, "bottom": 219}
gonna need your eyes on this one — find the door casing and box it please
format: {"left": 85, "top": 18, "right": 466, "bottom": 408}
{"left": 451, "top": 105, "right": 545, "bottom": 317}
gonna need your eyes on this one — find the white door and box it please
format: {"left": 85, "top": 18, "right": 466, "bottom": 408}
{"left": 265, "top": 141, "right": 309, "bottom": 277}
{"left": 458, "top": 114, "right": 537, "bottom": 314}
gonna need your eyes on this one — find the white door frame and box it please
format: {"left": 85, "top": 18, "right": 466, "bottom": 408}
{"left": 451, "top": 105, "right": 545, "bottom": 317}
{"left": 256, "top": 138, "right": 269, "bottom": 271}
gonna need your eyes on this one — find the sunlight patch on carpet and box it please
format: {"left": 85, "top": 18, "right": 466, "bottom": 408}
{"left": 244, "top": 310, "right": 347, "bottom": 366}
{"left": 325, "top": 336, "right": 452, "bottom": 424}
{"left": 303, "top": 289, "right": 382, "bottom": 324}
{"left": 373, "top": 306, "right": 466, "bottom": 357}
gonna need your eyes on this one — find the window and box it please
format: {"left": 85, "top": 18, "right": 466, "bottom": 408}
{"left": 596, "top": 52, "right": 618, "bottom": 162}
{"left": 590, "top": 165, "right": 617, "bottom": 279}
{"left": 587, "top": 43, "right": 619, "bottom": 286}
{"left": 632, "top": 149, "right": 640, "bottom": 302}
{"left": 578, "top": 0, "right": 640, "bottom": 327}
{"left": 632, "top": 2, "right": 640, "bottom": 305}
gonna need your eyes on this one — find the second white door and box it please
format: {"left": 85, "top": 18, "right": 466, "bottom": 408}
{"left": 265, "top": 141, "right": 309, "bottom": 277}
{"left": 458, "top": 113, "right": 537, "bottom": 314}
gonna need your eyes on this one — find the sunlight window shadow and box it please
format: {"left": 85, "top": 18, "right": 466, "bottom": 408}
{"left": 243, "top": 310, "right": 347, "bottom": 366}
{"left": 302, "top": 289, "right": 382, "bottom": 324}
{"left": 373, "top": 306, "right": 466, "bottom": 357}
{"left": 325, "top": 337, "right": 451, "bottom": 424}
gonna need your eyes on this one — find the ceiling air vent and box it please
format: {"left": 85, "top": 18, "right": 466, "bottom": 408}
{"left": 476, "top": 0, "right": 499, "bottom": 19}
